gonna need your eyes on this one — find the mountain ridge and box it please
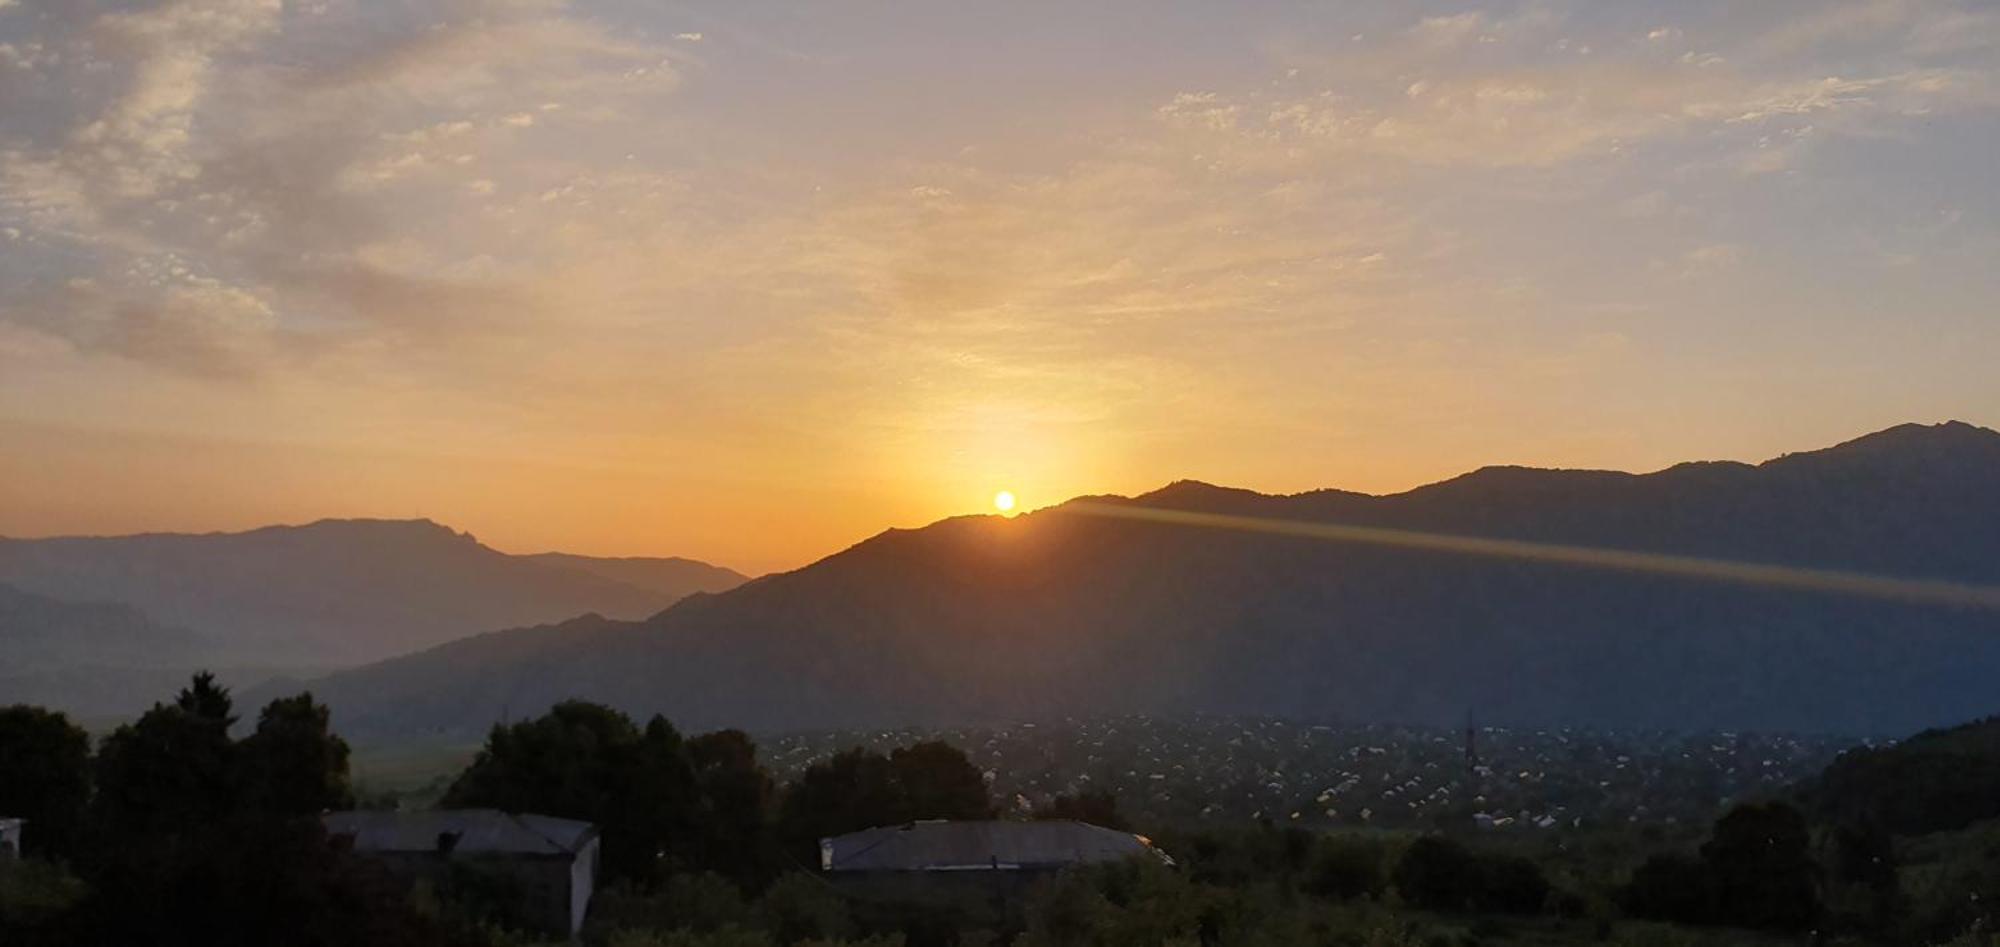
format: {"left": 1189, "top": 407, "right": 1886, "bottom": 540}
{"left": 0, "top": 519, "right": 749, "bottom": 669}
{"left": 290, "top": 420, "right": 2000, "bottom": 744}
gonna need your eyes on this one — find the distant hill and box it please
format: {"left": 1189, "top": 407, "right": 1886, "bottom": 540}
{"left": 1803, "top": 716, "right": 2000, "bottom": 835}
{"left": 0, "top": 582, "right": 248, "bottom": 721}
{"left": 298, "top": 421, "right": 2000, "bottom": 743}
{"left": 0, "top": 520, "right": 746, "bottom": 666}
{"left": 520, "top": 552, "right": 746, "bottom": 601}
{"left": 0, "top": 581, "right": 208, "bottom": 674}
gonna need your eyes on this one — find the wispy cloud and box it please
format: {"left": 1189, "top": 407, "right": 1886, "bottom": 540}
{"left": 1, "top": 0, "right": 1996, "bottom": 566}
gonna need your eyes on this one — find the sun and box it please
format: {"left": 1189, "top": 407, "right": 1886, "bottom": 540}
{"left": 992, "top": 490, "right": 1018, "bottom": 514}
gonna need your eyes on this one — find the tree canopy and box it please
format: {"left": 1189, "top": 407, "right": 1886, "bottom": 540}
{"left": 0, "top": 705, "right": 91, "bottom": 859}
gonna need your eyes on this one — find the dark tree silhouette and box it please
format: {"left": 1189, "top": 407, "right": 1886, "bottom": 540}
{"left": 688, "top": 729, "right": 778, "bottom": 887}
{"left": 1305, "top": 835, "right": 1386, "bottom": 902}
{"left": 175, "top": 671, "right": 237, "bottom": 727}
{"left": 442, "top": 701, "right": 699, "bottom": 884}
{"left": 888, "top": 741, "right": 993, "bottom": 822}
{"left": 0, "top": 705, "right": 91, "bottom": 859}
{"left": 1623, "top": 852, "right": 1715, "bottom": 925}
{"left": 1032, "top": 790, "right": 1129, "bottom": 830}
{"left": 1823, "top": 820, "right": 1903, "bottom": 934}
{"left": 1625, "top": 800, "right": 1823, "bottom": 932}
{"left": 1702, "top": 801, "right": 1820, "bottom": 931}
{"left": 91, "top": 675, "right": 238, "bottom": 837}
{"left": 1394, "top": 835, "right": 1548, "bottom": 915}
{"left": 238, "top": 693, "right": 354, "bottom": 815}
{"left": 776, "top": 748, "right": 904, "bottom": 867}
{"left": 1394, "top": 837, "right": 1484, "bottom": 913}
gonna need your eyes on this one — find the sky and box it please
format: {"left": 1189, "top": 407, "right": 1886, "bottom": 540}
{"left": 1, "top": 0, "right": 1996, "bottom": 574}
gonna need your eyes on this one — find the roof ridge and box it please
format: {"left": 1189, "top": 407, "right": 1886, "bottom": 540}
{"left": 505, "top": 810, "right": 589, "bottom": 854}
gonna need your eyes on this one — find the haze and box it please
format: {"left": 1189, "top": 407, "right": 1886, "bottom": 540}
{"left": 2, "top": 0, "right": 1996, "bottom": 573}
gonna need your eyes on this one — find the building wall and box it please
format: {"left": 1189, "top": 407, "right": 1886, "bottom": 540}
{"left": 359, "top": 851, "right": 577, "bottom": 936}
{"left": 568, "top": 837, "right": 599, "bottom": 936}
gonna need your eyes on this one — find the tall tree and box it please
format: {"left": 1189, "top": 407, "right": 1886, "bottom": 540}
{"left": 890, "top": 741, "right": 993, "bottom": 822}
{"left": 776, "top": 740, "right": 993, "bottom": 868}
{"left": 92, "top": 673, "right": 238, "bottom": 837}
{"left": 776, "top": 748, "right": 904, "bottom": 866}
{"left": 0, "top": 705, "right": 91, "bottom": 858}
{"left": 688, "top": 729, "right": 777, "bottom": 886}
{"left": 443, "top": 701, "right": 698, "bottom": 884}
{"left": 239, "top": 693, "right": 354, "bottom": 815}
{"left": 1701, "top": 801, "right": 1821, "bottom": 931}
{"left": 175, "top": 671, "right": 237, "bottom": 727}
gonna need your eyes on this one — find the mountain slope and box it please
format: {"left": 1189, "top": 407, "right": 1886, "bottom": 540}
{"left": 521, "top": 553, "right": 747, "bottom": 601}
{"left": 0, "top": 520, "right": 743, "bottom": 665}
{"left": 300, "top": 422, "right": 2000, "bottom": 741}
{"left": 1803, "top": 715, "right": 2000, "bottom": 835}
{"left": 0, "top": 581, "right": 208, "bottom": 673}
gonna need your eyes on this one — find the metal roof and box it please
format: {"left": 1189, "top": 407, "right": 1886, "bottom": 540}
{"left": 323, "top": 809, "right": 596, "bottom": 857}
{"left": 821, "top": 820, "right": 1162, "bottom": 872}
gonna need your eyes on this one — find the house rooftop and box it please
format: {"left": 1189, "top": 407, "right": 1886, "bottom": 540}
{"left": 323, "top": 809, "right": 596, "bottom": 857}
{"left": 821, "top": 819, "right": 1162, "bottom": 872}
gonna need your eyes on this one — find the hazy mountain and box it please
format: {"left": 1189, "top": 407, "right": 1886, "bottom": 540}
{"left": 0, "top": 519, "right": 745, "bottom": 666}
{"left": 0, "top": 582, "right": 260, "bottom": 721}
{"left": 520, "top": 552, "right": 747, "bottom": 600}
{"left": 0, "top": 581, "right": 208, "bottom": 674}
{"left": 277, "top": 422, "right": 2000, "bottom": 741}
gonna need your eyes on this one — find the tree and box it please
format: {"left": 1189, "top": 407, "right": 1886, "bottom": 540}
{"left": 1393, "top": 837, "right": 1483, "bottom": 913}
{"left": 1701, "top": 801, "right": 1820, "bottom": 931}
{"left": 1623, "top": 852, "right": 1715, "bottom": 925}
{"left": 91, "top": 674, "right": 238, "bottom": 838}
{"left": 0, "top": 706, "right": 91, "bottom": 859}
{"left": 777, "top": 749, "right": 904, "bottom": 867}
{"left": 443, "top": 701, "right": 699, "bottom": 884}
{"left": 238, "top": 693, "right": 354, "bottom": 815}
{"left": 1624, "top": 801, "right": 1823, "bottom": 932}
{"left": 688, "top": 730, "right": 777, "bottom": 887}
{"left": 175, "top": 671, "right": 237, "bottom": 727}
{"left": 776, "top": 740, "right": 993, "bottom": 869}
{"left": 1305, "top": 835, "right": 1386, "bottom": 902}
{"left": 1032, "top": 791, "right": 1129, "bottom": 831}
{"left": 75, "top": 813, "right": 491, "bottom": 947}
{"left": 1393, "top": 836, "right": 1547, "bottom": 915}
{"left": 1822, "top": 821, "right": 1903, "bottom": 935}
{"left": 888, "top": 742, "right": 992, "bottom": 823}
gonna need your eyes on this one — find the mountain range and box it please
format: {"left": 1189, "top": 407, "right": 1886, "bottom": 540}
{"left": 0, "top": 521, "right": 746, "bottom": 716}
{"left": 270, "top": 421, "right": 2000, "bottom": 743}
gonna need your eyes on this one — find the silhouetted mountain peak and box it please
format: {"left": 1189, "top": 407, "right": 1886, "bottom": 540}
{"left": 283, "top": 517, "right": 479, "bottom": 545}
{"left": 1762, "top": 420, "right": 2000, "bottom": 475}
{"left": 284, "top": 420, "right": 2000, "bottom": 740}
{"left": 1134, "top": 480, "right": 1271, "bottom": 509}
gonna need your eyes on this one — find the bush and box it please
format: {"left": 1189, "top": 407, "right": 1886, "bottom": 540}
{"left": 1306, "top": 835, "right": 1387, "bottom": 901}
{"left": 753, "top": 873, "right": 854, "bottom": 943}
{"left": 1392, "top": 836, "right": 1549, "bottom": 915}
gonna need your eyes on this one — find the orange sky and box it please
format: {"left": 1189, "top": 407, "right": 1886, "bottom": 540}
{"left": 2, "top": 1, "right": 1996, "bottom": 574}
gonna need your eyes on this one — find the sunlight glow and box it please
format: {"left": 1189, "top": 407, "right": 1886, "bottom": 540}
{"left": 1061, "top": 501, "right": 2000, "bottom": 611}
{"left": 993, "top": 490, "right": 1018, "bottom": 514}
